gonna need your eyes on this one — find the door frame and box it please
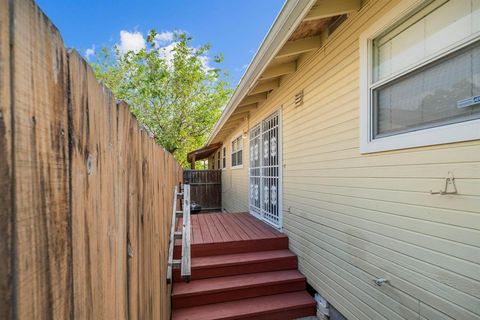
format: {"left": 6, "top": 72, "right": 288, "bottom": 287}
{"left": 248, "top": 107, "right": 283, "bottom": 230}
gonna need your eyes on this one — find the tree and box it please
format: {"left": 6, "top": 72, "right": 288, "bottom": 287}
{"left": 91, "top": 30, "right": 231, "bottom": 167}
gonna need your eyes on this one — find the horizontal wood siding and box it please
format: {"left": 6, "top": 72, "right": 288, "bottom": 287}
{"left": 219, "top": 0, "right": 480, "bottom": 319}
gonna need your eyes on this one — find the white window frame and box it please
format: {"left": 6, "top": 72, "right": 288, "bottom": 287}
{"left": 231, "top": 135, "right": 243, "bottom": 169}
{"left": 360, "top": 0, "right": 480, "bottom": 153}
{"left": 222, "top": 146, "right": 226, "bottom": 170}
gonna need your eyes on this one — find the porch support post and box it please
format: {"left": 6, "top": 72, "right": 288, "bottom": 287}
{"left": 191, "top": 155, "right": 196, "bottom": 169}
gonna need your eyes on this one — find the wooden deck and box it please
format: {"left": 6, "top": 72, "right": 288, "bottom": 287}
{"left": 171, "top": 211, "right": 316, "bottom": 320}
{"left": 187, "top": 212, "right": 284, "bottom": 244}
{"left": 175, "top": 212, "right": 288, "bottom": 258}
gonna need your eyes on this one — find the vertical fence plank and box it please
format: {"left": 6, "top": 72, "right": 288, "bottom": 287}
{"left": 187, "top": 170, "right": 222, "bottom": 211}
{"left": 2, "top": 1, "right": 183, "bottom": 319}
{"left": 69, "top": 50, "right": 127, "bottom": 319}
{"left": 0, "top": 0, "right": 12, "bottom": 318}
{"left": 10, "top": 0, "right": 72, "bottom": 318}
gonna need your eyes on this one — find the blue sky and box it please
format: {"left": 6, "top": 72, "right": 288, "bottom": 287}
{"left": 36, "top": 0, "right": 285, "bottom": 86}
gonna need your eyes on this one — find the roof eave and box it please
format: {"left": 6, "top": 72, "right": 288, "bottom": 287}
{"left": 206, "top": 0, "right": 316, "bottom": 145}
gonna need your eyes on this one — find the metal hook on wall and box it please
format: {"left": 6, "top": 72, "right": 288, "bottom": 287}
{"left": 430, "top": 172, "right": 458, "bottom": 195}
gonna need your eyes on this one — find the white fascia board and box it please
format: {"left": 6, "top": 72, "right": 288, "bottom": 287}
{"left": 206, "top": 0, "right": 316, "bottom": 145}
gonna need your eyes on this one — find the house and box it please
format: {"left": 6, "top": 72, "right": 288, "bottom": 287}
{"left": 188, "top": 0, "right": 480, "bottom": 319}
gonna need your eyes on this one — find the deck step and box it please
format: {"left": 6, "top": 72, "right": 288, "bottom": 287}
{"left": 172, "top": 291, "right": 316, "bottom": 320}
{"left": 174, "top": 236, "right": 289, "bottom": 258}
{"left": 173, "top": 249, "right": 297, "bottom": 282}
{"left": 173, "top": 270, "right": 306, "bottom": 308}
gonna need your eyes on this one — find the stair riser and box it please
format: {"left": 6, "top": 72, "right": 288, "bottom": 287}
{"left": 173, "top": 257, "right": 297, "bottom": 282}
{"left": 174, "top": 237, "right": 289, "bottom": 258}
{"left": 171, "top": 304, "right": 316, "bottom": 320}
{"left": 173, "top": 281, "right": 306, "bottom": 309}
{"left": 236, "top": 306, "right": 317, "bottom": 320}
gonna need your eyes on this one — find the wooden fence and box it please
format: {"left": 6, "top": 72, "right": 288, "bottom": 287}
{"left": 0, "top": 1, "right": 182, "bottom": 319}
{"left": 184, "top": 170, "right": 222, "bottom": 211}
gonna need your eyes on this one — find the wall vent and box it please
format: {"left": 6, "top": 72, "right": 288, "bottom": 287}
{"left": 294, "top": 90, "right": 304, "bottom": 108}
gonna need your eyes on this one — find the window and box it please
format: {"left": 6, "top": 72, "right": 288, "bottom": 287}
{"left": 360, "top": 0, "right": 480, "bottom": 152}
{"left": 211, "top": 153, "right": 215, "bottom": 170}
{"left": 231, "top": 136, "right": 243, "bottom": 167}
{"left": 217, "top": 151, "right": 221, "bottom": 169}
{"left": 222, "top": 147, "right": 226, "bottom": 168}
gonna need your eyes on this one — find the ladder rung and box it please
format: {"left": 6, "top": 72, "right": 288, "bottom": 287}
{"left": 174, "top": 231, "right": 182, "bottom": 239}
{"left": 177, "top": 192, "right": 183, "bottom": 197}
{"left": 176, "top": 210, "right": 183, "bottom": 217}
{"left": 170, "top": 259, "right": 181, "bottom": 268}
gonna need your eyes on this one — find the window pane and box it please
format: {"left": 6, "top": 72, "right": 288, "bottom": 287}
{"left": 374, "top": 0, "right": 479, "bottom": 82}
{"left": 237, "top": 150, "right": 243, "bottom": 165}
{"left": 373, "top": 42, "right": 480, "bottom": 137}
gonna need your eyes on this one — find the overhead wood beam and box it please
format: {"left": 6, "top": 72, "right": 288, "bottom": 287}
{"left": 236, "top": 103, "right": 258, "bottom": 113}
{"left": 250, "top": 80, "right": 279, "bottom": 95}
{"left": 239, "top": 93, "right": 267, "bottom": 107}
{"left": 260, "top": 62, "right": 296, "bottom": 80}
{"left": 275, "top": 36, "right": 321, "bottom": 59}
{"left": 304, "top": 0, "right": 361, "bottom": 21}
{"left": 229, "top": 111, "right": 250, "bottom": 121}
{"left": 223, "top": 118, "right": 244, "bottom": 129}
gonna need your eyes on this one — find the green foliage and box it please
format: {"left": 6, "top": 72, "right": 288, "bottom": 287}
{"left": 91, "top": 30, "right": 231, "bottom": 167}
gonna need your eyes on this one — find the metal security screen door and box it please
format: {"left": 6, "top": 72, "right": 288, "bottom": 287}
{"left": 249, "top": 111, "right": 281, "bottom": 228}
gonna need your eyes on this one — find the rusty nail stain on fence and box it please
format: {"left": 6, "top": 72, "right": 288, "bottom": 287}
{"left": 86, "top": 153, "right": 93, "bottom": 175}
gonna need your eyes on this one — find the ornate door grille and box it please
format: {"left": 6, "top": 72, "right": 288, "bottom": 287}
{"left": 249, "top": 111, "right": 281, "bottom": 228}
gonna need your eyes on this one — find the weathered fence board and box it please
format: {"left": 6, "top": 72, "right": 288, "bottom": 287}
{"left": 0, "top": 0, "right": 12, "bottom": 318}
{"left": 11, "top": 1, "right": 72, "bottom": 318}
{"left": 0, "top": 1, "right": 183, "bottom": 319}
{"left": 69, "top": 50, "right": 126, "bottom": 319}
{"left": 184, "top": 170, "right": 222, "bottom": 211}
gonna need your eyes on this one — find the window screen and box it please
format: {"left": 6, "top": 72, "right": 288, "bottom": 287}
{"left": 373, "top": 42, "right": 480, "bottom": 137}
{"left": 222, "top": 147, "right": 226, "bottom": 168}
{"left": 371, "top": 0, "right": 480, "bottom": 138}
{"left": 231, "top": 136, "right": 243, "bottom": 167}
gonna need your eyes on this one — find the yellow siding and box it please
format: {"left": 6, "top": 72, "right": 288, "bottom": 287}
{"left": 218, "top": 135, "right": 250, "bottom": 213}
{"left": 219, "top": 0, "right": 480, "bottom": 319}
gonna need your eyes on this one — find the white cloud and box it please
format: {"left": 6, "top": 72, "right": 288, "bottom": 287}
{"left": 198, "top": 55, "right": 211, "bottom": 70}
{"left": 157, "top": 42, "right": 178, "bottom": 65}
{"left": 155, "top": 31, "right": 175, "bottom": 44}
{"left": 118, "top": 30, "right": 146, "bottom": 54}
{"left": 85, "top": 45, "right": 95, "bottom": 60}
{"left": 114, "top": 29, "right": 212, "bottom": 71}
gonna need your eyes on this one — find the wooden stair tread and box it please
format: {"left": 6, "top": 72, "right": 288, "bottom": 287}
{"left": 174, "top": 236, "right": 289, "bottom": 258}
{"left": 172, "top": 291, "right": 316, "bottom": 320}
{"left": 173, "top": 270, "right": 305, "bottom": 297}
{"left": 192, "top": 249, "right": 296, "bottom": 268}
{"left": 173, "top": 249, "right": 298, "bottom": 282}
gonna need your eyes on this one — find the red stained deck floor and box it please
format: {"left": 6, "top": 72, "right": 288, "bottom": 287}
{"left": 174, "top": 212, "right": 288, "bottom": 258}
{"left": 183, "top": 212, "right": 284, "bottom": 244}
